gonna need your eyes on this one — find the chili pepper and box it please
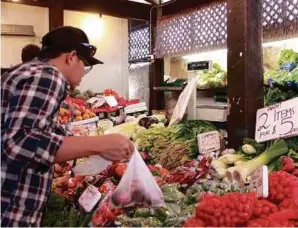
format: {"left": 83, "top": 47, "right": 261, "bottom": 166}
{"left": 246, "top": 217, "right": 295, "bottom": 227}
{"left": 292, "top": 169, "right": 298, "bottom": 177}
{"left": 269, "top": 209, "right": 298, "bottom": 221}
{"left": 183, "top": 217, "right": 205, "bottom": 227}
{"left": 253, "top": 199, "right": 278, "bottom": 218}
{"left": 195, "top": 192, "right": 257, "bottom": 227}
{"left": 279, "top": 198, "right": 298, "bottom": 210}
{"left": 282, "top": 157, "right": 296, "bottom": 173}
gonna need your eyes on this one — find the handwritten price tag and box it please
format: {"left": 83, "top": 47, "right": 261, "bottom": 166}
{"left": 198, "top": 131, "right": 221, "bottom": 154}
{"left": 249, "top": 166, "right": 269, "bottom": 198}
{"left": 78, "top": 185, "right": 102, "bottom": 212}
{"left": 255, "top": 97, "right": 298, "bottom": 143}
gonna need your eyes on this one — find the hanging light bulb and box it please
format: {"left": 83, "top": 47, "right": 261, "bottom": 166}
{"left": 81, "top": 13, "right": 103, "bottom": 39}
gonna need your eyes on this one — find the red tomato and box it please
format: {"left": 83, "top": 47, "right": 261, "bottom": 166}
{"left": 74, "top": 175, "right": 85, "bottom": 183}
{"left": 115, "top": 163, "right": 127, "bottom": 178}
{"left": 159, "top": 167, "right": 169, "bottom": 176}
{"left": 98, "top": 181, "right": 116, "bottom": 194}
{"left": 154, "top": 176, "right": 163, "bottom": 186}
{"left": 92, "top": 214, "right": 105, "bottom": 226}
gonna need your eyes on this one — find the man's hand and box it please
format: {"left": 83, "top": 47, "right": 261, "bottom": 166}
{"left": 96, "top": 134, "right": 135, "bottom": 161}
{"left": 54, "top": 134, "right": 134, "bottom": 163}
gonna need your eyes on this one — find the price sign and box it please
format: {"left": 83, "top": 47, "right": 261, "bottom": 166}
{"left": 255, "top": 97, "right": 298, "bottom": 142}
{"left": 249, "top": 166, "right": 269, "bottom": 198}
{"left": 169, "top": 77, "right": 199, "bottom": 126}
{"left": 187, "top": 61, "right": 212, "bottom": 71}
{"left": 78, "top": 185, "right": 102, "bottom": 212}
{"left": 198, "top": 131, "right": 221, "bottom": 154}
{"left": 105, "top": 96, "right": 118, "bottom": 107}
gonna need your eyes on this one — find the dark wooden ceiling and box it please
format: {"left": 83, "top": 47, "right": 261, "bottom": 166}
{"left": 1, "top": 0, "right": 216, "bottom": 20}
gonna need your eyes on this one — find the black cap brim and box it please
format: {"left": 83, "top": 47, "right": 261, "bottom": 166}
{"left": 86, "top": 56, "right": 104, "bottom": 65}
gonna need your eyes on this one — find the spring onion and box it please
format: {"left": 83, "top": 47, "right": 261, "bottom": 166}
{"left": 211, "top": 160, "right": 227, "bottom": 169}
{"left": 218, "top": 154, "right": 244, "bottom": 165}
{"left": 242, "top": 144, "right": 257, "bottom": 155}
{"left": 233, "top": 139, "right": 288, "bottom": 184}
{"left": 234, "top": 160, "right": 246, "bottom": 166}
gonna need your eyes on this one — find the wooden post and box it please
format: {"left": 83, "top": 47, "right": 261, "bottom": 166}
{"left": 49, "top": 0, "right": 64, "bottom": 31}
{"left": 227, "top": 0, "right": 264, "bottom": 148}
{"left": 149, "top": 7, "right": 164, "bottom": 112}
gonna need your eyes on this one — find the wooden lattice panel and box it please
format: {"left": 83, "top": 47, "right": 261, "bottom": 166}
{"left": 129, "top": 26, "right": 150, "bottom": 62}
{"left": 155, "top": 1, "right": 227, "bottom": 58}
{"left": 192, "top": 2, "right": 227, "bottom": 51}
{"left": 155, "top": 0, "right": 298, "bottom": 58}
{"left": 263, "top": 0, "right": 298, "bottom": 41}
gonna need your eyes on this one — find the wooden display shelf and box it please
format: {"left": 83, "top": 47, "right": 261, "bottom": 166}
{"left": 153, "top": 86, "right": 227, "bottom": 93}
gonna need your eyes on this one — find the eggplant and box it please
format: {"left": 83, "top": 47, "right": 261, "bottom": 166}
{"left": 138, "top": 117, "right": 159, "bottom": 129}
{"left": 138, "top": 117, "right": 150, "bottom": 128}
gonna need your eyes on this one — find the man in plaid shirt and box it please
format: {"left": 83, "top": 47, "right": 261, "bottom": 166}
{"left": 1, "top": 26, "right": 134, "bottom": 226}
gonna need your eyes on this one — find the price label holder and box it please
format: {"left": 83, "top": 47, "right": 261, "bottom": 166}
{"left": 87, "top": 97, "right": 99, "bottom": 105}
{"left": 169, "top": 77, "right": 199, "bottom": 126}
{"left": 255, "top": 97, "right": 298, "bottom": 142}
{"left": 187, "top": 60, "right": 212, "bottom": 71}
{"left": 79, "top": 185, "right": 102, "bottom": 212}
{"left": 69, "top": 117, "right": 99, "bottom": 136}
{"left": 105, "top": 96, "right": 118, "bottom": 107}
{"left": 197, "top": 131, "right": 221, "bottom": 154}
{"left": 249, "top": 166, "right": 269, "bottom": 198}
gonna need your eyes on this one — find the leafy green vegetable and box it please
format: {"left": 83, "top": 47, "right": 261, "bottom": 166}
{"left": 134, "top": 208, "right": 151, "bottom": 218}
{"left": 278, "top": 49, "right": 298, "bottom": 66}
{"left": 197, "top": 63, "right": 227, "bottom": 89}
{"left": 286, "top": 137, "right": 298, "bottom": 152}
{"left": 264, "top": 87, "right": 298, "bottom": 106}
{"left": 42, "top": 193, "right": 95, "bottom": 227}
{"left": 161, "top": 184, "right": 185, "bottom": 203}
{"left": 151, "top": 170, "right": 161, "bottom": 177}
{"left": 117, "top": 216, "right": 143, "bottom": 227}
{"left": 153, "top": 207, "right": 171, "bottom": 222}
{"left": 141, "top": 217, "right": 163, "bottom": 227}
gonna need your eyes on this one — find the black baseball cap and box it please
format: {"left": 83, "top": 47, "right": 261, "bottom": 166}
{"left": 41, "top": 26, "right": 103, "bottom": 65}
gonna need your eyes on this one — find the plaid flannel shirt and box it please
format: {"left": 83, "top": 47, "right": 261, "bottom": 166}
{"left": 1, "top": 59, "right": 69, "bottom": 226}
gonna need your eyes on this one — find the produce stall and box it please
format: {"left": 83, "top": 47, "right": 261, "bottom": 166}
{"left": 36, "top": 0, "right": 297, "bottom": 227}
{"left": 45, "top": 113, "right": 298, "bottom": 227}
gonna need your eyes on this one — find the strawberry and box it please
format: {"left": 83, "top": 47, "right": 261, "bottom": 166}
{"left": 282, "top": 157, "right": 296, "bottom": 173}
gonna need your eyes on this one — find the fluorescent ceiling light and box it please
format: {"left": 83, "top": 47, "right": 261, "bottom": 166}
{"left": 128, "top": 0, "right": 151, "bottom": 4}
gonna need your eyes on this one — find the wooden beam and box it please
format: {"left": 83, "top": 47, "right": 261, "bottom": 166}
{"left": 227, "top": 0, "right": 264, "bottom": 148}
{"left": 1, "top": 0, "right": 151, "bottom": 20}
{"left": 149, "top": 7, "right": 164, "bottom": 112}
{"left": 1, "top": 0, "right": 50, "bottom": 7}
{"left": 49, "top": 0, "right": 64, "bottom": 30}
{"left": 162, "top": 0, "right": 215, "bottom": 16}
{"left": 63, "top": 0, "right": 151, "bottom": 20}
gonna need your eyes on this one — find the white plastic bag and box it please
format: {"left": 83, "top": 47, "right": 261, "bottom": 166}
{"left": 72, "top": 155, "right": 112, "bottom": 176}
{"left": 110, "top": 149, "right": 164, "bottom": 208}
